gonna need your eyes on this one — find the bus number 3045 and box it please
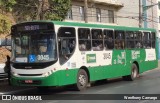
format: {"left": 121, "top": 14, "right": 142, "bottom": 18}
{"left": 37, "top": 55, "right": 49, "bottom": 61}
{"left": 103, "top": 53, "right": 111, "bottom": 59}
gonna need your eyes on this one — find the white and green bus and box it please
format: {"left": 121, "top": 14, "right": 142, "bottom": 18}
{"left": 10, "top": 21, "right": 158, "bottom": 90}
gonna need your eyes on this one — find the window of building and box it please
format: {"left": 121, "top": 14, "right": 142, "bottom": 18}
{"left": 115, "top": 30, "right": 125, "bottom": 49}
{"left": 143, "top": 32, "right": 151, "bottom": 48}
{"left": 104, "top": 30, "right": 114, "bottom": 49}
{"left": 108, "top": 10, "right": 114, "bottom": 23}
{"left": 96, "top": 8, "right": 101, "bottom": 22}
{"left": 91, "top": 29, "right": 103, "bottom": 51}
{"left": 66, "top": 8, "right": 73, "bottom": 20}
{"left": 79, "top": 6, "right": 85, "bottom": 21}
{"left": 78, "top": 28, "right": 91, "bottom": 51}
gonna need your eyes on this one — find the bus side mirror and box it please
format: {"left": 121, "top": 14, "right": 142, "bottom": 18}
{"left": 5, "top": 35, "right": 11, "bottom": 52}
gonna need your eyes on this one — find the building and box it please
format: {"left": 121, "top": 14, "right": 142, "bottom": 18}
{"left": 158, "top": 0, "right": 160, "bottom": 37}
{"left": 65, "top": 0, "right": 123, "bottom": 25}
{"left": 65, "top": 0, "right": 160, "bottom": 59}
{"left": 65, "top": 0, "right": 158, "bottom": 30}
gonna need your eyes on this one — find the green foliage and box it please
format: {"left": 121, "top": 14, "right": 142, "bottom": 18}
{"left": 13, "top": 0, "right": 71, "bottom": 22}
{"left": 12, "top": 0, "right": 38, "bottom": 22}
{"left": 44, "top": 0, "right": 71, "bottom": 20}
{"left": 0, "top": 0, "right": 15, "bottom": 35}
{"left": 0, "top": 14, "right": 12, "bottom": 34}
{"left": 0, "top": 0, "right": 16, "bottom": 13}
{"left": 0, "top": 0, "right": 71, "bottom": 34}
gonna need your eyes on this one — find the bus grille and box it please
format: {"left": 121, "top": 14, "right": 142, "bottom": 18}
{"left": 18, "top": 74, "right": 42, "bottom": 76}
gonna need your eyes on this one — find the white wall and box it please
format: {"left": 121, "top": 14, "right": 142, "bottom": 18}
{"left": 117, "top": 0, "right": 139, "bottom": 27}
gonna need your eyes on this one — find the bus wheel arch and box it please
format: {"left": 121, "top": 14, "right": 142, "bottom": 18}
{"left": 75, "top": 66, "right": 90, "bottom": 91}
{"left": 123, "top": 61, "right": 139, "bottom": 81}
{"left": 80, "top": 66, "right": 90, "bottom": 82}
{"left": 133, "top": 61, "right": 139, "bottom": 74}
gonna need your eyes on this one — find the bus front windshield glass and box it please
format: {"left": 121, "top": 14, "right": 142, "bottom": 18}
{"left": 12, "top": 33, "right": 57, "bottom": 63}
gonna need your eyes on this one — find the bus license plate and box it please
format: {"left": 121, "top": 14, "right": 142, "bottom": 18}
{"left": 25, "top": 80, "right": 33, "bottom": 84}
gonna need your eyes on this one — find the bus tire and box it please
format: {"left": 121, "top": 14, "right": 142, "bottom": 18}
{"left": 123, "top": 63, "right": 138, "bottom": 81}
{"left": 76, "top": 69, "right": 88, "bottom": 91}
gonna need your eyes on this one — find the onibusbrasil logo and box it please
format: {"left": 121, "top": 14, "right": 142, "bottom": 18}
{"left": 1, "top": 95, "right": 42, "bottom": 100}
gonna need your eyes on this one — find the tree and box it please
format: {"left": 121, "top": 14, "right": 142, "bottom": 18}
{"left": 0, "top": 0, "right": 16, "bottom": 14}
{"left": 44, "top": 0, "right": 71, "bottom": 21}
{"left": 0, "top": 0, "right": 16, "bottom": 35}
{"left": 13, "top": 0, "right": 71, "bottom": 22}
{"left": 0, "top": 14, "right": 12, "bottom": 34}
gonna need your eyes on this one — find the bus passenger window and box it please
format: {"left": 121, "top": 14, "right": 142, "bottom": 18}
{"left": 126, "top": 31, "right": 135, "bottom": 49}
{"left": 91, "top": 29, "right": 103, "bottom": 51}
{"left": 78, "top": 28, "right": 91, "bottom": 51}
{"left": 135, "top": 32, "right": 142, "bottom": 48}
{"left": 58, "top": 27, "right": 76, "bottom": 65}
{"left": 104, "top": 30, "right": 114, "bottom": 49}
{"left": 151, "top": 32, "right": 155, "bottom": 48}
{"left": 68, "top": 40, "right": 75, "bottom": 53}
{"left": 115, "top": 31, "right": 125, "bottom": 49}
{"left": 79, "top": 40, "right": 86, "bottom": 50}
{"left": 92, "top": 43, "right": 103, "bottom": 51}
{"left": 143, "top": 32, "right": 151, "bottom": 48}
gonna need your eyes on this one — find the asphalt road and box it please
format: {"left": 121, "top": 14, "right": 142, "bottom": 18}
{"left": 0, "top": 62, "right": 160, "bottom": 103}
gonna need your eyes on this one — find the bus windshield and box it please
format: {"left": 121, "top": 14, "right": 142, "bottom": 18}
{"left": 11, "top": 33, "right": 57, "bottom": 63}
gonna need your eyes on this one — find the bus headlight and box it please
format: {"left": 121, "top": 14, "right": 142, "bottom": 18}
{"left": 43, "top": 71, "right": 52, "bottom": 77}
{"left": 12, "top": 72, "right": 18, "bottom": 76}
{"left": 43, "top": 72, "right": 49, "bottom": 77}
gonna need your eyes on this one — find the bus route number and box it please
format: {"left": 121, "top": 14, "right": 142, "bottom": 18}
{"left": 37, "top": 55, "right": 49, "bottom": 61}
{"left": 103, "top": 53, "right": 111, "bottom": 59}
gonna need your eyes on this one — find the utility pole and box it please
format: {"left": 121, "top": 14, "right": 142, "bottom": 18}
{"left": 84, "top": 0, "right": 88, "bottom": 23}
{"left": 151, "top": 0, "right": 154, "bottom": 28}
{"left": 37, "top": 0, "right": 43, "bottom": 20}
{"left": 139, "top": 0, "right": 160, "bottom": 27}
{"left": 41, "top": 0, "right": 49, "bottom": 20}
{"left": 139, "top": 0, "right": 142, "bottom": 28}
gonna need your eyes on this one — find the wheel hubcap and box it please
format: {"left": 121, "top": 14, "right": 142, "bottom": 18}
{"left": 79, "top": 74, "right": 86, "bottom": 86}
{"left": 132, "top": 66, "right": 137, "bottom": 78}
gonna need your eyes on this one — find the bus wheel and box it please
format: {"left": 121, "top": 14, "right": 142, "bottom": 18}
{"left": 123, "top": 63, "right": 138, "bottom": 81}
{"left": 76, "top": 69, "right": 88, "bottom": 91}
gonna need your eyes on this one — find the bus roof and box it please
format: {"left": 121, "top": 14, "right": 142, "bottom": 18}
{"left": 15, "top": 20, "right": 156, "bottom": 32}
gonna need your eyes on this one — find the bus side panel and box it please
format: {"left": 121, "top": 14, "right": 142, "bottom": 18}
{"left": 57, "top": 69, "right": 78, "bottom": 86}
{"left": 139, "top": 49, "right": 158, "bottom": 73}
{"left": 11, "top": 69, "right": 79, "bottom": 86}
{"left": 88, "top": 50, "right": 132, "bottom": 81}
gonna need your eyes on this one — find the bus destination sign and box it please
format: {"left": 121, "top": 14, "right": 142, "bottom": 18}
{"left": 16, "top": 24, "right": 50, "bottom": 32}
{"left": 24, "top": 25, "right": 40, "bottom": 31}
